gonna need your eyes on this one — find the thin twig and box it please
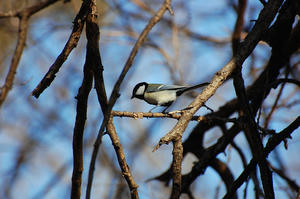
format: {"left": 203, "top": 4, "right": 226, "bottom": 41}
{"left": 112, "top": 110, "right": 204, "bottom": 121}
{"left": 269, "top": 163, "right": 299, "bottom": 192}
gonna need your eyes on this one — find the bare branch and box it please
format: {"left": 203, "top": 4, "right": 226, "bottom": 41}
{"left": 170, "top": 139, "right": 183, "bottom": 199}
{"left": 0, "top": 16, "right": 29, "bottom": 108}
{"left": 32, "top": 0, "right": 91, "bottom": 98}
{"left": 70, "top": 51, "right": 93, "bottom": 199}
{"left": 111, "top": 110, "right": 238, "bottom": 124}
{"left": 107, "top": 116, "right": 139, "bottom": 199}
{"left": 85, "top": 1, "right": 108, "bottom": 113}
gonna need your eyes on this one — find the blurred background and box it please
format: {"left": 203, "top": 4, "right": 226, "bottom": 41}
{"left": 0, "top": 0, "right": 299, "bottom": 198}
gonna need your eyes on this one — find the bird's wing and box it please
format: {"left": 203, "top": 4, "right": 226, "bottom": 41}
{"left": 146, "top": 84, "right": 187, "bottom": 92}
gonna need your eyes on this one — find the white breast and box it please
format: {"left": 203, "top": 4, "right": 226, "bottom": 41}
{"left": 144, "top": 90, "right": 177, "bottom": 105}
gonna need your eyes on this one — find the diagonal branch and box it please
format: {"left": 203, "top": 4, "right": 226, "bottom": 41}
{"left": 0, "top": 15, "right": 29, "bottom": 108}
{"left": 107, "top": 116, "right": 139, "bottom": 199}
{"left": 31, "top": 0, "right": 92, "bottom": 98}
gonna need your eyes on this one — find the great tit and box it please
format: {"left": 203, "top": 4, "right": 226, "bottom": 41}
{"left": 131, "top": 82, "right": 209, "bottom": 112}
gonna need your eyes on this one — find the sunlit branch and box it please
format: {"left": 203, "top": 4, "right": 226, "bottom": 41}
{"left": 107, "top": 116, "right": 139, "bottom": 199}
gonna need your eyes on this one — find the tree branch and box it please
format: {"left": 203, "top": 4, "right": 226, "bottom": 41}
{"left": 111, "top": 110, "right": 238, "bottom": 124}
{"left": 70, "top": 48, "right": 94, "bottom": 199}
{"left": 85, "top": 0, "right": 108, "bottom": 113}
{"left": 170, "top": 139, "right": 183, "bottom": 199}
{"left": 32, "top": 0, "right": 91, "bottom": 98}
{"left": 107, "top": 116, "right": 139, "bottom": 199}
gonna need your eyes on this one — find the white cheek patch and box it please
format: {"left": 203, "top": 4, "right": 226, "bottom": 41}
{"left": 136, "top": 85, "right": 146, "bottom": 95}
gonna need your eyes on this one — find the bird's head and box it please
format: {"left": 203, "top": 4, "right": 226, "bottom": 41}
{"left": 131, "top": 82, "right": 148, "bottom": 100}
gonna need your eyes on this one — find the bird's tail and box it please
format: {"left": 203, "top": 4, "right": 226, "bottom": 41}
{"left": 177, "top": 82, "right": 209, "bottom": 96}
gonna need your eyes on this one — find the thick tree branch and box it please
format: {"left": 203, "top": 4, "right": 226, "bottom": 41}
{"left": 180, "top": 123, "right": 242, "bottom": 193}
{"left": 70, "top": 50, "right": 93, "bottom": 199}
{"left": 170, "top": 139, "right": 183, "bottom": 199}
{"left": 85, "top": 1, "right": 108, "bottom": 113}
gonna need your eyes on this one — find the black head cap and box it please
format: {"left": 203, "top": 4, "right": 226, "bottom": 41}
{"left": 131, "top": 82, "right": 148, "bottom": 100}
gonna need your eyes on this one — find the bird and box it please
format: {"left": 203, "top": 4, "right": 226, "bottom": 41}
{"left": 131, "top": 82, "right": 209, "bottom": 112}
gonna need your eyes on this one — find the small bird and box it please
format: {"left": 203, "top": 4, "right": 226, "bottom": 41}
{"left": 131, "top": 82, "right": 209, "bottom": 112}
